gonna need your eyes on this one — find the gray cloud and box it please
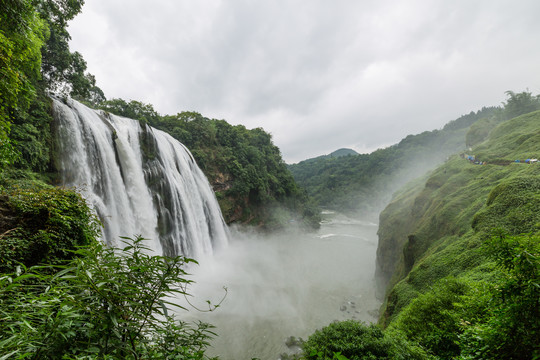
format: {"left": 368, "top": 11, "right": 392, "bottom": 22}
{"left": 68, "top": 0, "right": 540, "bottom": 163}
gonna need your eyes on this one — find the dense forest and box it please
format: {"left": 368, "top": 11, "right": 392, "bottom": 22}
{"left": 1, "top": 0, "right": 539, "bottom": 359}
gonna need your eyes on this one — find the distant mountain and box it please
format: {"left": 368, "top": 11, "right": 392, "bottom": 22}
{"left": 299, "top": 148, "right": 359, "bottom": 163}
{"left": 329, "top": 148, "right": 359, "bottom": 158}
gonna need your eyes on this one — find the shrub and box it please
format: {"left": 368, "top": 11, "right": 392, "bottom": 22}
{"left": 459, "top": 232, "right": 540, "bottom": 359}
{"left": 0, "top": 236, "right": 219, "bottom": 359}
{"left": 390, "top": 277, "right": 472, "bottom": 358}
{"left": 302, "top": 320, "right": 430, "bottom": 360}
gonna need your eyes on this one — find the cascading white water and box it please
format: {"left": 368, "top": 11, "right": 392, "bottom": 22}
{"left": 52, "top": 98, "right": 228, "bottom": 258}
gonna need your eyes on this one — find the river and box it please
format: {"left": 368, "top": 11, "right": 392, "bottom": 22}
{"left": 182, "top": 211, "right": 381, "bottom": 360}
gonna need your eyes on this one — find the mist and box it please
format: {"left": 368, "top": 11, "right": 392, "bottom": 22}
{"left": 177, "top": 212, "right": 381, "bottom": 360}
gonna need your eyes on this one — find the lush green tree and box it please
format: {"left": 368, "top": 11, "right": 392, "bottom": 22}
{"left": 99, "top": 98, "right": 160, "bottom": 124}
{"left": 503, "top": 90, "right": 540, "bottom": 120}
{"left": 0, "top": 0, "right": 104, "bottom": 171}
{"left": 0, "top": 0, "right": 48, "bottom": 167}
{"left": 33, "top": 0, "right": 104, "bottom": 103}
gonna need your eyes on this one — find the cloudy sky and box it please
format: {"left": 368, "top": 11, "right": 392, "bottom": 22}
{"left": 68, "top": 0, "right": 540, "bottom": 163}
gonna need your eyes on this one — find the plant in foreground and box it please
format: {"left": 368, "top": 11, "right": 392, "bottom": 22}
{"left": 0, "top": 236, "right": 222, "bottom": 359}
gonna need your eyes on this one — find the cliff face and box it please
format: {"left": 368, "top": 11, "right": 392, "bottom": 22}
{"left": 375, "top": 111, "right": 540, "bottom": 326}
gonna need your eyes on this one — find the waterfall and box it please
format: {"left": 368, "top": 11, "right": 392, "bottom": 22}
{"left": 52, "top": 98, "right": 229, "bottom": 258}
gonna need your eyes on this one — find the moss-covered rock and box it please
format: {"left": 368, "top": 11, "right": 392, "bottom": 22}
{"left": 0, "top": 179, "right": 100, "bottom": 272}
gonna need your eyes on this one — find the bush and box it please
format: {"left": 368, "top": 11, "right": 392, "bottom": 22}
{"left": 0, "top": 236, "right": 219, "bottom": 359}
{"left": 390, "top": 277, "right": 472, "bottom": 358}
{"left": 302, "top": 320, "right": 430, "bottom": 360}
{"left": 459, "top": 232, "right": 540, "bottom": 359}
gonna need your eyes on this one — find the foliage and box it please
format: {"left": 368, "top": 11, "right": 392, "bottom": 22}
{"left": 0, "top": 0, "right": 104, "bottom": 171}
{"left": 35, "top": 0, "right": 105, "bottom": 104}
{"left": 301, "top": 320, "right": 430, "bottom": 360}
{"left": 472, "top": 175, "right": 540, "bottom": 235}
{"left": 0, "top": 0, "right": 49, "bottom": 167}
{"left": 390, "top": 277, "right": 472, "bottom": 358}
{"left": 0, "top": 182, "right": 100, "bottom": 272}
{"left": 502, "top": 90, "right": 540, "bottom": 120}
{"left": 99, "top": 98, "right": 159, "bottom": 124}
{"left": 387, "top": 233, "right": 539, "bottom": 359}
{"left": 0, "top": 236, "right": 218, "bottom": 359}
{"left": 458, "top": 232, "right": 540, "bottom": 359}
{"left": 10, "top": 90, "right": 55, "bottom": 172}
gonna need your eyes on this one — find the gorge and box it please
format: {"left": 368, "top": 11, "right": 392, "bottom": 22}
{"left": 2, "top": 1, "right": 539, "bottom": 358}
{"left": 51, "top": 98, "right": 382, "bottom": 360}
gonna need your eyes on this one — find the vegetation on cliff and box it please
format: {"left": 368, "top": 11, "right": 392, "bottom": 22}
{"left": 372, "top": 98, "right": 540, "bottom": 358}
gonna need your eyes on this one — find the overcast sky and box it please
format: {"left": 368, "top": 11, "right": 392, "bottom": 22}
{"left": 68, "top": 0, "right": 540, "bottom": 163}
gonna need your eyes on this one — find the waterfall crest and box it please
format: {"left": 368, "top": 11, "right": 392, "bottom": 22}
{"left": 52, "top": 98, "right": 228, "bottom": 258}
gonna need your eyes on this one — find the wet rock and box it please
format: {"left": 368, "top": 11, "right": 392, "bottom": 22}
{"left": 285, "top": 336, "right": 304, "bottom": 348}
{"left": 340, "top": 305, "right": 347, "bottom": 311}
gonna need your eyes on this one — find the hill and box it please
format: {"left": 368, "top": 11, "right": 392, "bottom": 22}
{"left": 288, "top": 107, "right": 499, "bottom": 217}
{"left": 298, "top": 148, "right": 359, "bottom": 163}
{"left": 374, "top": 109, "right": 540, "bottom": 358}
{"left": 330, "top": 148, "right": 359, "bottom": 158}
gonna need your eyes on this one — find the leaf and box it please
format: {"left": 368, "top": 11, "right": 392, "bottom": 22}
{"left": 0, "top": 351, "right": 19, "bottom": 360}
{"left": 52, "top": 266, "right": 77, "bottom": 280}
{"left": 159, "top": 300, "right": 169, "bottom": 318}
{"left": 85, "top": 270, "right": 93, "bottom": 280}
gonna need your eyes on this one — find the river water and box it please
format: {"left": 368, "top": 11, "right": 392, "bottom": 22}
{"left": 182, "top": 211, "right": 381, "bottom": 360}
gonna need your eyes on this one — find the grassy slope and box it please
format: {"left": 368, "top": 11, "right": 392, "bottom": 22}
{"left": 376, "top": 110, "right": 540, "bottom": 326}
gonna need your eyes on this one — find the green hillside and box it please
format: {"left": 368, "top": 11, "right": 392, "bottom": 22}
{"left": 299, "top": 95, "right": 540, "bottom": 360}
{"left": 288, "top": 107, "right": 498, "bottom": 217}
{"left": 373, "top": 109, "right": 540, "bottom": 358}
